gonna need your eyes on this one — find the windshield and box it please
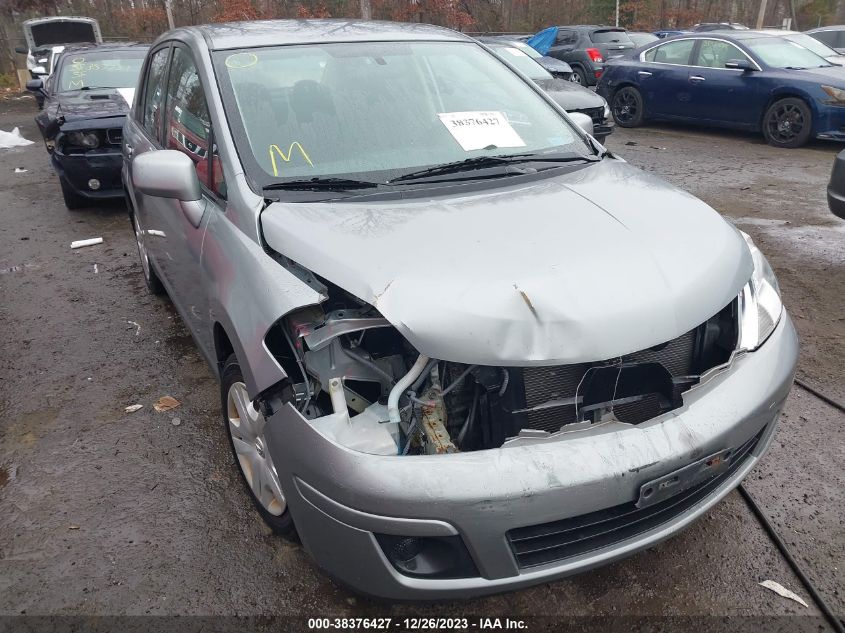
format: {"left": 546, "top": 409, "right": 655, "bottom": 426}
{"left": 490, "top": 44, "right": 552, "bottom": 81}
{"left": 216, "top": 41, "right": 590, "bottom": 185}
{"left": 590, "top": 30, "right": 633, "bottom": 44}
{"left": 57, "top": 50, "right": 146, "bottom": 91}
{"left": 782, "top": 32, "right": 837, "bottom": 58}
{"left": 746, "top": 37, "right": 832, "bottom": 68}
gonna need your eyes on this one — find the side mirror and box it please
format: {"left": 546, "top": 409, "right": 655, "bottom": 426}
{"left": 15, "top": 45, "right": 28, "bottom": 54}
{"left": 568, "top": 111, "right": 594, "bottom": 137}
{"left": 132, "top": 150, "right": 201, "bottom": 201}
{"left": 25, "top": 78, "right": 43, "bottom": 93}
{"left": 725, "top": 58, "right": 754, "bottom": 71}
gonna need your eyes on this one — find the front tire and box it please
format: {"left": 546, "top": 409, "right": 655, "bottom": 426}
{"left": 129, "top": 205, "right": 164, "bottom": 295}
{"left": 221, "top": 355, "right": 296, "bottom": 536}
{"left": 611, "top": 86, "right": 646, "bottom": 128}
{"left": 571, "top": 65, "right": 588, "bottom": 85}
{"left": 762, "top": 97, "right": 812, "bottom": 148}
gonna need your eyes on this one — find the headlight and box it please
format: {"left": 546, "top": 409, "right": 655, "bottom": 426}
{"left": 738, "top": 231, "right": 783, "bottom": 351}
{"left": 65, "top": 131, "right": 100, "bottom": 149}
{"left": 821, "top": 84, "right": 845, "bottom": 104}
{"left": 603, "top": 102, "right": 611, "bottom": 121}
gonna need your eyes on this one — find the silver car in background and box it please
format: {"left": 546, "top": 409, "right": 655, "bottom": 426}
{"left": 122, "top": 19, "right": 797, "bottom": 599}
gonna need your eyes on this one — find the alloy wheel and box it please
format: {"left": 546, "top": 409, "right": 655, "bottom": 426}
{"left": 612, "top": 88, "right": 639, "bottom": 124}
{"left": 226, "top": 381, "right": 286, "bottom": 516}
{"left": 766, "top": 103, "right": 805, "bottom": 144}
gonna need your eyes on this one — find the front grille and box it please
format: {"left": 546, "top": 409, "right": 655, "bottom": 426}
{"left": 571, "top": 106, "right": 605, "bottom": 126}
{"left": 506, "top": 427, "right": 763, "bottom": 569}
{"left": 521, "top": 329, "right": 697, "bottom": 433}
{"left": 105, "top": 128, "right": 123, "bottom": 145}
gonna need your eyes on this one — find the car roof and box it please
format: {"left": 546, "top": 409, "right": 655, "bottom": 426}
{"left": 170, "top": 19, "right": 471, "bottom": 51}
{"left": 558, "top": 25, "right": 626, "bottom": 30}
{"left": 59, "top": 42, "right": 149, "bottom": 54}
{"left": 807, "top": 25, "right": 845, "bottom": 31}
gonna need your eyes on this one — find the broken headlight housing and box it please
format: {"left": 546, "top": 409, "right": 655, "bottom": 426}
{"left": 738, "top": 232, "right": 782, "bottom": 351}
{"left": 65, "top": 131, "right": 100, "bottom": 149}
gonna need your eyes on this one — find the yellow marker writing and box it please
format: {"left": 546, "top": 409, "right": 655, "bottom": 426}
{"left": 226, "top": 52, "right": 258, "bottom": 69}
{"left": 68, "top": 80, "right": 84, "bottom": 89}
{"left": 269, "top": 142, "right": 313, "bottom": 176}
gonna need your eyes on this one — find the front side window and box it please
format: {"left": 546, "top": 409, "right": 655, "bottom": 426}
{"left": 165, "top": 48, "right": 212, "bottom": 188}
{"left": 696, "top": 40, "right": 746, "bottom": 68}
{"left": 56, "top": 49, "right": 145, "bottom": 92}
{"left": 216, "top": 41, "right": 591, "bottom": 185}
{"left": 746, "top": 37, "right": 831, "bottom": 68}
{"left": 142, "top": 47, "right": 169, "bottom": 143}
{"left": 645, "top": 39, "right": 695, "bottom": 64}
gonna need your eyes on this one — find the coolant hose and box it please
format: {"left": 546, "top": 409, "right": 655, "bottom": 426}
{"left": 388, "top": 354, "right": 431, "bottom": 425}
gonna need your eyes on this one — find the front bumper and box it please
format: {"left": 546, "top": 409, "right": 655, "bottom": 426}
{"left": 52, "top": 149, "right": 124, "bottom": 199}
{"left": 264, "top": 314, "right": 798, "bottom": 599}
{"left": 812, "top": 102, "right": 845, "bottom": 141}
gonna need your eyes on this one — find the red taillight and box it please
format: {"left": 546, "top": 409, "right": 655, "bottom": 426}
{"left": 586, "top": 48, "right": 604, "bottom": 63}
{"left": 595, "top": 69, "right": 603, "bottom": 78}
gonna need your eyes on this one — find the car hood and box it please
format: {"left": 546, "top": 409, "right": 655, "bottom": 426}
{"left": 783, "top": 64, "right": 845, "bottom": 84}
{"left": 535, "top": 78, "right": 606, "bottom": 110}
{"left": 49, "top": 87, "right": 134, "bottom": 122}
{"left": 261, "top": 159, "right": 752, "bottom": 365}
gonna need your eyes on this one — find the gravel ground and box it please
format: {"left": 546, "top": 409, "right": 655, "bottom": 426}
{"left": 0, "top": 94, "right": 842, "bottom": 631}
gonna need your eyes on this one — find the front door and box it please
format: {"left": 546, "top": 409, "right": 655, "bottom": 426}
{"left": 685, "top": 39, "right": 762, "bottom": 127}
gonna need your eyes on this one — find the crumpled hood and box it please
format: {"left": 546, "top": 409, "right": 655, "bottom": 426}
{"left": 261, "top": 159, "right": 752, "bottom": 365}
{"left": 535, "top": 78, "right": 606, "bottom": 110}
{"left": 49, "top": 87, "right": 133, "bottom": 122}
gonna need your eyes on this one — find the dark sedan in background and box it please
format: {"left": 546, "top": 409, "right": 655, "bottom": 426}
{"left": 28, "top": 43, "right": 148, "bottom": 208}
{"left": 598, "top": 32, "right": 845, "bottom": 148}
{"left": 479, "top": 37, "right": 613, "bottom": 142}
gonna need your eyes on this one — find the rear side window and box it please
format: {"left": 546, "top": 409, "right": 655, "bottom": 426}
{"left": 142, "top": 47, "right": 169, "bottom": 143}
{"left": 591, "top": 30, "right": 633, "bottom": 44}
{"left": 555, "top": 30, "right": 575, "bottom": 46}
{"left": 645, "top": 39, "right": 695, "bottom": 64}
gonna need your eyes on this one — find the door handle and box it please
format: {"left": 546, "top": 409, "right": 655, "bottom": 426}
{"left": 689, "top": 75, "right": 706, "bottom": 83}
{"left": 638, "top": 71, "right": 653, "bottom": 77}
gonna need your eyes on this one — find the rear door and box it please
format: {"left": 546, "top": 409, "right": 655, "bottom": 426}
{"left": 589, "top": 28, "right": 636, "bottom": 61}
{"left": 686, "top": 38, "right": 762, "bottom": 126}
{"left": 638, "top": 39, "right": 697, "bottom": 118}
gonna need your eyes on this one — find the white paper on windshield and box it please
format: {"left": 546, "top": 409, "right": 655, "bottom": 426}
{"left": 437, "top": 111, "right": 526, "bottom": 151}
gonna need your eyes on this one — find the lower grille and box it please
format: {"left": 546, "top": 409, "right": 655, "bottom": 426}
{"left": 506, "top": 428, "right": 763, "bottom": 569}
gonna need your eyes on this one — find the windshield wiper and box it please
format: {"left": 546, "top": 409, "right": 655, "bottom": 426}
{"left": 388, "top": 153, "right": 599, "bottom": 184}
{"left": 263, "top": 177, "right": 380, "bottom": 191}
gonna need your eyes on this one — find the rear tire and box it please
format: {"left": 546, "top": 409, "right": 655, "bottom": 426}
{"left": 59, "top": 176, "right": 86, "bottom": 210}
{"left": 762, "top": 97, "right": 812, "bottom": 148}
{"left": 221, "top": 355, "right": 296, "bottom": 537}
{"left": 611, "top": 86, "right": 645, "bottom": 128}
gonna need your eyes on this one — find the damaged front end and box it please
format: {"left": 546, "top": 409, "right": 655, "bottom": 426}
{"left": 263, "top": 264, "right": 744, "bottom": 457}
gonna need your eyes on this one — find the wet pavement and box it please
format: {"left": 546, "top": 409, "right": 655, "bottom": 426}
{"left": 0, "top": 97, "right": 842, "bottom": 630}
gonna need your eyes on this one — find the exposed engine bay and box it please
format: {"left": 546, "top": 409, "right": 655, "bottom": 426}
{"left": 265, "top": 259, "right": 740, "bottom": 456}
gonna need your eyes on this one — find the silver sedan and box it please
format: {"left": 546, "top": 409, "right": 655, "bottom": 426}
{"left": 122, "top": 19, "right": 797, "bottom": 599}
